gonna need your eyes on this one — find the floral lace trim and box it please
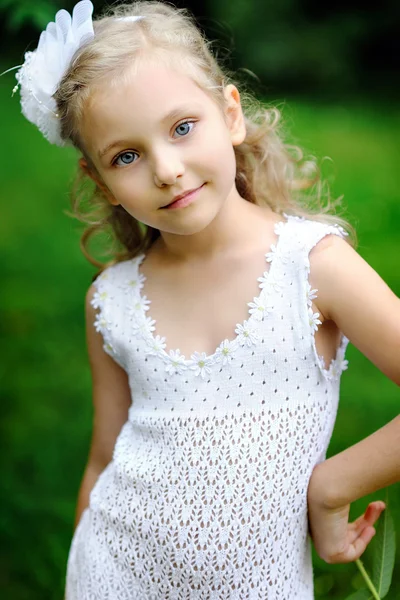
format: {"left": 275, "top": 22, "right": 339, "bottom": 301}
{"left": 316, "top": 335, "right": 349, "bottom": 381}
{"left": 127, "top": 217, "right": 291, "bottom": 378}
{"left": 90, "top": 215, "right": 350, "bottom": 381}
{"left": 91, "top": 274, "right": 120, "bottom": 362}
{"left": 303, "top": 221, "right": 350, "bottom": 381}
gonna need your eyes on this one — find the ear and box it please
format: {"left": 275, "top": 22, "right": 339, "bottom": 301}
{"left": 78, "top": 157, "right": 120, "bottom": 206}
{"left": 223, "top": 84, "right": 246, "bottom": 146}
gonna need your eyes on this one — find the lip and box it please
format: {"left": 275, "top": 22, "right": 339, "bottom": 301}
{"left": 161, "top": 184, "right": 205, "bottom": 210}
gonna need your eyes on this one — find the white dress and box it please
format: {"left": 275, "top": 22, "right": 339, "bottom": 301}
{"left": 65, "top": 214, "right": 349, "bottom": 599}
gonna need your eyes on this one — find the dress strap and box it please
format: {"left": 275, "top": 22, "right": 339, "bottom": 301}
{"left": 90, "top": 260, "right": 136, "bottom": 371}
{"left": 281, "top": 214, "right": 350, "bottom": 382}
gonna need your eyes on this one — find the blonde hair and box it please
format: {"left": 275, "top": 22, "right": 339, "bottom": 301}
{"left": 54, "top": 0, "right": 356, "bottom": 269}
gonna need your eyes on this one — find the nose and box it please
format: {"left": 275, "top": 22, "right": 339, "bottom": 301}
{"left": 152, "top": 148, "right": 185, "bottom": 187}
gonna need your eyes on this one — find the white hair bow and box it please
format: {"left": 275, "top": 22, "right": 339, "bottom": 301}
{"left": 14, "top": 0, "right": 95, "bottom": 146}
{"left": 9, "top": 0, "right": 143, "bottom": 147}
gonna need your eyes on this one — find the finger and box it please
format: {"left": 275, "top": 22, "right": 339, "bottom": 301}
{"left": 348, "top": 503, "right": 385, "bottom": 543}
{"left": 364, "top": 502, "right": 386, "bottom": 526}
{"left": 350, "top": 502, "right": 385, "bottom": 533}
{"left": 348, "top": 519, "right": 373, "bottom": 545}
{"left": 350, "top": 526, "right": 376, "bottom": 559}
{"left": 329, "top": 527, "right": 376, "bottom": 564}
{"left": 366, "top": 501, "right": 386, "bottom": 513}
{"left": 336, "top": 526, "right": 376, "bottom": 563}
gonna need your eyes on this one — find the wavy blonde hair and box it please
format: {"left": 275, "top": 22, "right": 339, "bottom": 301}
{"left": 54, "top": 0, "right": 356, "bottom": 269}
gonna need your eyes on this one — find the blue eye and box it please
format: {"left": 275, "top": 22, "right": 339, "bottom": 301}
{"left": 114, "top": 151, "right": 137, "bottom": 167}
{"left": 174, "top": 121, "right": 195, "bottom": 136}
{"left": 113, "top": 121, "right": 195, "bottom": 167}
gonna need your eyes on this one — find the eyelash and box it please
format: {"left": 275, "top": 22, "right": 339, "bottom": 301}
{"left": 112, "top": 119, "right": 197, "bottom": 167}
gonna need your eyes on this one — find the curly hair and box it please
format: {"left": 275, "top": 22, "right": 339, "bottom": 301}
{"left": 53, "top": 0, "right": 356, "bottom": 269}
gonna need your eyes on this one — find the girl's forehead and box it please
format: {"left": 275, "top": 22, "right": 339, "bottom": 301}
{"left": 91, "top": 63, "right": 211, "bottom": 112}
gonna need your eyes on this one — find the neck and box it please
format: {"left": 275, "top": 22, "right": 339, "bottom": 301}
{"left": 154, "top": 189, "right": 278, "bottom": 265}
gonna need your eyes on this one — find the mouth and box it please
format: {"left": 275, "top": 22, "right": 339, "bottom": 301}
{"left": 160, "top": 184, "right": 205, "bottom": 209}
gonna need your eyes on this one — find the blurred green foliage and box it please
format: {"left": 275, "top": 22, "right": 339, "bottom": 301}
{"left": 0, "top": 0, "right": 398, "bottom": 99}
{"left": 0, "top": 0, "right": 60, "bottom": 31}
{"left": 209, "top": 0, "right": 399, "bottom": 98}
{"left": 1, "top": 72, "right": 399, "bottom": 598}
{"left": 1, "top": 1, "right": 399, "bottom": 598}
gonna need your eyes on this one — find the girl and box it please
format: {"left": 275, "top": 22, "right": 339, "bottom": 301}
{"left": 10, "top": 1, "right": 399, "bottom": 598}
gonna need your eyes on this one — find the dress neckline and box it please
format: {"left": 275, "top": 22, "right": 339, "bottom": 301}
{"left": 132, "top": 213, "right": 290, "bottom": 367}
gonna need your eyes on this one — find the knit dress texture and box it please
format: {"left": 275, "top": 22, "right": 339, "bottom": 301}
{"left": 65, "top": 214, "right": 350, "bottom": 599}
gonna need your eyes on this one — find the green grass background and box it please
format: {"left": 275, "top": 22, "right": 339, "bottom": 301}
{"left": 1, "top": 73, "right": 399, "bottom": 599}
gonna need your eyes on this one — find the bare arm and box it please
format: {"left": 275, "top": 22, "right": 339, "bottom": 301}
{"left": 73, "top": 283, "right": 132, "bottom": 529}
{"left": 306, "top": 234, "right": 400, "bottom": 563}
{"left": 308, "top": 235, "right": 400, "bottom": 508}
{"left": 309, "top": 415, "right": 400, "bottom": 510}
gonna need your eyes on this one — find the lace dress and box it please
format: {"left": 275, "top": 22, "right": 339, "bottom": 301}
{"left": 65, "top": 214, "right": 349, "bottom": 599}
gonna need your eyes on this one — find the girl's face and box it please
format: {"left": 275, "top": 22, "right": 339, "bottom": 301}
{"left": 80, "top": 63, "right": 246, "bottom": 236}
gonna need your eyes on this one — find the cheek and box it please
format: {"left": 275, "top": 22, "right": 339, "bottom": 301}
{"left": 197, "top": 128, "right": 236, "bottom": 174}
{"left": 210, "top": 139, "right": 237, "bottom": 182}
{"left": 103, "top": 180, "right": 141, "bottom": 214}
{"left": 108, "top": 174, "right": 142, "bottom": 199}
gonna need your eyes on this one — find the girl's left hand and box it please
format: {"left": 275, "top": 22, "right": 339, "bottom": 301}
{"left": 307, "top": 469, "right": 386, "bottom": 564}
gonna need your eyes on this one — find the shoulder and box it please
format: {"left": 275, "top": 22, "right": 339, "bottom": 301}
{"left": 308, "top": 227, "right": 352, "bottom": 264}
{"left": 85, "top": 256, "right": 143, "bottom": 319}
{"left": 306, "top": 226, "right": 388, "bottom": 323}
{"left": 285, "top": 214, "right": 349, "bottom": 248}
{"left": 281, "top": 215, "right": 350, "bottom": 277}
{"left": 308, "top": 232, "right": 354, "bottom": 317}
{"left": 281, "top": 215, "right": 355, "bottom": 322}
{"left": 91, "top": 256, "right": 142, "bottom": 289}
{"left": 291, "top": 217, "right": 353, "bottom": 320}
{"left": 306, "top": 227, "right": 400, "bottom": 385}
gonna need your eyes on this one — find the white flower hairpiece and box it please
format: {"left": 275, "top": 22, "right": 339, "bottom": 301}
{"left": 8, "top": 0, "right": 144, "bottom": 147}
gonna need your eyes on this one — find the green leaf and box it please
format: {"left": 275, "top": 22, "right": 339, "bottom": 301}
{"left": 371, "top": 489, "right": 396, "bottom": 598}
{"left": 343, "top": 590, "right": 373, "bottom": 600}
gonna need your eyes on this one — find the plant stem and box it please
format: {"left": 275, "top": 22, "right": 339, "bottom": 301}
{"left": 356, "top": 559, "right": 381, "bottom": 600}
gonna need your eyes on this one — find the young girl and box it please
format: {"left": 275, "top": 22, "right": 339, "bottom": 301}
{"left": 10, "top": 0, "right": 400, "bottom": 598}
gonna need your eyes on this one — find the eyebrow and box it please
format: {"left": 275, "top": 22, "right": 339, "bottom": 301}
{"left": 98, "top": 104, "right": 200, "bottom": 159}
